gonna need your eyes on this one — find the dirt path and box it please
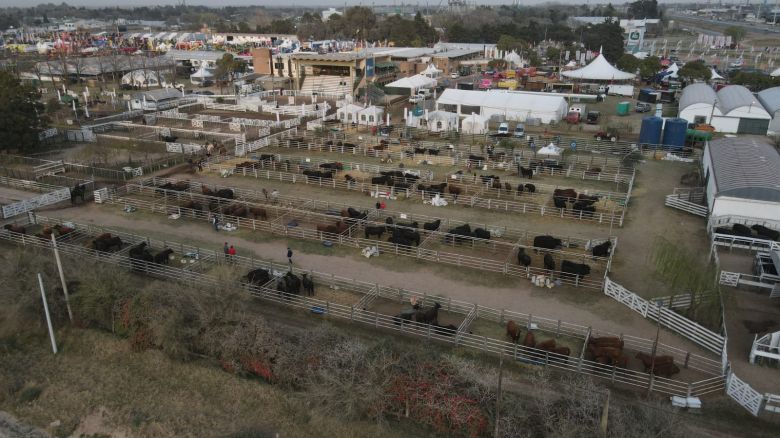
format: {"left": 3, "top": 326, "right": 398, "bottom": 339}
{"left": 43, "top": 202, "right": 712, "bottom": 358}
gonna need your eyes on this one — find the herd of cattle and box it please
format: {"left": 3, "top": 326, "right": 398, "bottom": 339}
{"left": 244, "top": 266, "right": 314, "bottom": 296}
{"left": 505, "top": 321, "right": 681, "bottom": 377}
{"left": 714, "top": 223, "right": 780, "bottom": 241}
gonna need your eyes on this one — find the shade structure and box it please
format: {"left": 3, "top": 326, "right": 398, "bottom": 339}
{"left": 385, "top": 74, "right": 437, "bottom": 94}
{"left": 422, "top": 64, "right": 442, "bottom": 78}
{"left": 538, "top": 144, "right": 562, "bottom": 156}
{"left": 771, "top": 67, "right": 780, "bottom": 78}
{"left": 504, "top": 50, "right": 522, "bottom": 66}
{"left": 437, "top": 89, "right": 568, "bottom": 124}
{"left": 665, "top": 63, "right": 679, "bottom": 79}
{"left": 336, "top": 103, "right": 364, "bottom": 123}
{"left": 426, "top": 110, "right": 459, "bottom": 132}
{"left": 461, "top": 113, "right": 489, "bottom": 134}
{"left": 561, "top": 53, "right": 635, "bottom": 81}
{"left": 121, "top": 69, "right": 168, "bottom": 88}
{"left": 190, "top": 65, "right": 214, "bottom": 85}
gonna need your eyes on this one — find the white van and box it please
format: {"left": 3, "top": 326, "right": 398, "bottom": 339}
{"left": 498, "top": 122, "right": 509, "bottom": 135}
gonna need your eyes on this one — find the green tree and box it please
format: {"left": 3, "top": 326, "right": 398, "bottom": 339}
{"left": 497, "top": 35, "right": 518, "bottom": 52}
{"left": 678, "top": 59, "right": 710, "bottom": 81}
{"left": 616, "top": 53, "right": 641, "bottom": 73}
{"left": 237, "top": 22, "right": 251, "bottom": 33}
{"left": 0, "top": 72, "right": 46, "bottom": 153}
{"left": 214, "top": 54, "right": 247, "bottom": 94}
{"left": 639, "top": 56, "right": 661, "bottom": 78}
{"left": 724, "top": 26, "right": 746, "bottom": 45}
{"left": 268, "top": 19, "right": 295, "bottom": 34}
{"left": 628, "top": 0, "right": 661, "bottom": 19}
{"left": 581, "top": 19, "right": 625, "bottom": 63}
{"left": 546, "top": 47, "right": 562, "bottom": 63}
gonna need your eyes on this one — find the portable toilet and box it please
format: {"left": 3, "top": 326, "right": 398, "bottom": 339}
{"left": 662, "top": 118, "right": 688, "bottom": 149}
{"left": 616, "top": 101, "right": 630, "bottom": 116}
{"left": 639, "top": 116, "right": 663, "bottom": 146}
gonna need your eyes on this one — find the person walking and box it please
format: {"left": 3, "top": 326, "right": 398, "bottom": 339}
{"left": 212, "top": 215, "right": 220, "bottom": 231}
{"left": 228, "top": 245, "right": 236, "bottom": 263}
{"left": 223, "top": 242, "right": 229, "bottom": 257}
{"left": 287, "top": 247, "right": 293, "bottom": 265}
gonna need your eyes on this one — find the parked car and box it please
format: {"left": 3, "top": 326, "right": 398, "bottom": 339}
{"left": 497, "top": 122, "right": 509, "bottom": 135}
{"left": 409, "top": 94, "right": 424, "bottom": 104}
{"left": 635, "top": 102, "right": 652, "bottom": 113}
{"left": 586, "top": 111, "right": 600, "bottom": 124}
{"left": 450, "top": 72, "right": 460, "bottom": 79}
{"left": 513, "top": 123, "right": 525, "bottom": 138}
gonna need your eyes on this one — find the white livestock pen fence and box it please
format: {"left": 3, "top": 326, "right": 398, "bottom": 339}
{"left": 0, "top": 176, "right": 71, "bottom": 219}
{"left": 0, "top": 213, "right": 725, "bottom": 400}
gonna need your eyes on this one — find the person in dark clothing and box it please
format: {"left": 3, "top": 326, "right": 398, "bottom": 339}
{"left": 287, "top": 247, "right": 293, "bottom": 264}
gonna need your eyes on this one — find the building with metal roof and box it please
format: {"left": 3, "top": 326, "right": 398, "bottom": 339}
{"left": 678, "top": 84, "right": 770, "bottom": 134}
{"left": 702, "top": 137, "right": 780, "bottom": 223}
{"left": 436, "top": 89, "right": 568, "bottom": 124}
{"left": 757, "top": 86, "right": 780, "bottom": 135}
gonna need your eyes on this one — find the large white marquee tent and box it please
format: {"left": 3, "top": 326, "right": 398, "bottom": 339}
{"left": 561, "top": 53, "right": 635, "bottom": 81}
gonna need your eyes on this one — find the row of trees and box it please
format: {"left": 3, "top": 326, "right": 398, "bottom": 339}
{"left": 1, "top": 247, "right": 695, "bottom": 437}
{"left": 0, "top": 71, "right": 46, "bottom": 153}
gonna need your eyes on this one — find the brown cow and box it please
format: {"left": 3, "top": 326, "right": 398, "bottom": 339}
{"left": 588, "top": 336, "right": 624, "bottom": 349}
{"left": 522, "top": 331, "right": 536, "bottom": 347}
{"left": 551, "top": 346, "right": 570, "bottom": 356}
{"left": 650, "top": 362, "right": 681, "bottom": 378}
{"left": 506, "top": 320, "right": 521, "bottom": 343}
{"left": 249, "top": 207, "right": 268, "bottom": 220}
{"left": 316, "top": 221, "right": 349, "bottom": 235}
{"left": 588, "top": 345, "right": 623, "bottom": 361}
{"left": 635, "top": 352, "right": 675, "bottom": 371}
{"left": 536, "top": 339, "right": 557, "bottom": 351}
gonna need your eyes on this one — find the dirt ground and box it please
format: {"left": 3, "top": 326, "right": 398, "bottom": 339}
{"left": 0, "top": 186, "right": 43, "bottom": 206}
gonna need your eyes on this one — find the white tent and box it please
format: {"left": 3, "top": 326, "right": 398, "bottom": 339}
{"left": 537, "top": 143, "right": 562, "bottom": 156}
{"left": 437, "top": 89, "right": 568, "bottom": 124}
{"left": 665, "top": 63, "right": 679, "bottom": 79}
{"left": 358, "top": 105, "right": 384, "bottom": 126}
{"left": 121, "top": 69, "right": 168, "bottom": 88}
{"left": 504, "top": 50, "right": 523, "bottom": 67}
{"left": 385, "top": 74, "right": 437, "bottom": 95}
{"left": 560, "top": 53, "right": 635, "bottom": 81}
{"left": 426, "top": 110, "right": 459, "bottom": 133}
{"left": 710, "top": 68, "right": 724, "bottom": 81}
{"left": 461, "top": 113, "right": 489, "bottom": 135}
{"left": 190, "top": 65, "right": 214, "bottom": 85}
{"left": 422, "top": 64, "right": 442, "bottom": 79}
{"left": 337, "top": 103, "right": 364, "bottom": 124}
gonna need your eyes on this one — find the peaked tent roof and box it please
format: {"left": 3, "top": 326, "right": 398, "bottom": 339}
{"left": 560, "top": 53, "right": 635, "bottom": 80}
{"left": 190, "top": 65, "right": 214, "bottom": 78}
{"left": 386, "top": 74, "right": 437, "bottom": 89}
{"left": 710, "top": 68, "right": 724, "bottom": 80}
{"left": 757, "top": 86, "right": 780, "bottom": 114}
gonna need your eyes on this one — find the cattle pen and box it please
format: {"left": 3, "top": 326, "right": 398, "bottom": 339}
{"left": 0, "top": 214, "right": 725, "bottom": 399}
{"left": 96, "top": 176, "right": 618, "bottom": 289}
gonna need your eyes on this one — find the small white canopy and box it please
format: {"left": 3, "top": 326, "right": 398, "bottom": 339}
{"left": 561, "top": 53, "right": 635, "bottom": 81}
{"left": 386, "top": 74, "right": 437, "bottom": 92}
{"left": 538, "top": 143, "right": 562, "bottom": 156}
{"left": 190, "top": 66, "right": 214, "bottom": 78}
{"left": 422, "top": 64, "right": 442, "bottom": 78}
{"left": 337, "top": 103, "right": 364, "bottom": 123}
{"left": 565, "top": 60, "right": 578, "bottom": 68}
{"left": 710, "top": 68, "right": 724, "bottom": 80}
{"left": 121, "top": 69, "right": 168, "bottom": 87}
{"left": 358, "top": 105, "right": 384, "bottom": 126}
{"left": 426, "top": 110, "right": 459, "bottom": 132}
{"left": 461, "top": 113, "right": 489, "bottom": 135}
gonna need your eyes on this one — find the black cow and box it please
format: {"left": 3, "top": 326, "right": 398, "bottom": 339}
{"left": 445, "top": 224, "right": 472, "bottom": 245}
{"left": 752, "top": 224, "right": 779, "bottom": 241}
{"left": 423, "top": 219, "right": 441, "bottom": 231}
{"left": 533, "top": 235, "right": 562, "bottom": 250}
{"left": 393, "top": 228, "right": 421, "bottom": 246}
{"left": 246, "top": 268, "right": 271, "bottom": 285}
{"left": 553, "top": 197, "right": 567, "bottom": 209}
{"left": 277, "top": 271, "right": 302, "bottom": 295}
{"left": 561, "top": 260, "right": 591, "bottom": 279}
{"left": 364, "top": 226, "right": 385, "bottom": 239}
{"left": 153, "top": 248, "right": 174, "bottom": 264}
{"left": 524, "top": 184, "right": 536, "bottom": 193}
{"left": 517, "top": 248, "right": 531, "bottom": 267}
{"left": 468, "top": 155, "right": 485, "bottom": 163}
{"left": 543, "top": 254, "right": 555, "bottom": 271}
{"left": 732, "top": 223, "right": 753, "bottom": 237}
{"left": 473, "top": 228, "right": 491, "bottom": 240}
{"left": 301, "top": 273, "right": 314, "bottom": 296}
{"left": 371, "top": 176, "right": 390, "bottom": 185}
{"left": 519, "top": 166, "right": 533, "bottom": 179}
{"left": 592, "top": 241, "right": 612, "bottom": 257}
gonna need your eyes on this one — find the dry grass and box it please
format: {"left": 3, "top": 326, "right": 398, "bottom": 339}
{"left": 0, "top": 330, "right": 410, "bottom": 438}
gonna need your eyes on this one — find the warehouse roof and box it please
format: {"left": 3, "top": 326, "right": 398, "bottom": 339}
{"left": 707, "top": 137, "right": 780, "bottom": 203}
{"left": 717, "top": 85, "right": 761, "bottom": 115}
{"left": 679, "top": 83, "right": 718, "bottom": 111}
{"left": 757, "top": 86, "right": 780, "bottom": 115}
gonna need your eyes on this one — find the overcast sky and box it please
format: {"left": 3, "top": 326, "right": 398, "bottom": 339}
{"left": 0, "top": 0, "right": 651, "bottom": 8}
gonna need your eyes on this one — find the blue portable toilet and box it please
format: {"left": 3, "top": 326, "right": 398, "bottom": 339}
{"left": 662, "top": 118, "right": 688, "bottom": 150}
{"left": 639, "top": 116, "right": 663, "bottom": 146}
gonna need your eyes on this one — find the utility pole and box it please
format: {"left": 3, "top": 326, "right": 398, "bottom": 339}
{"left": 51, "top": 233, "right": 73, "bottom": 322}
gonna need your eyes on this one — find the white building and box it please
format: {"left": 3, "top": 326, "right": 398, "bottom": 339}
{"left": 426, "top": 110, "right": 459, "bottom": 132}
{"left": 336, "top": 103, "right": 365, "bottom": 124}
{"left": 130, "top": 88, "right": 183, "bottom": 111}
{"left": 679, "top": 84, "right": 771, "bottom": 134}
{"left": 702, "top": 137, "right": 780, "bottom": 224}
{"left": 461, "top": 113, "right": 489, "bottom": 135}
{"left": 436, "top": 89, "right": 568, "bottom": 124}
{"left": 357, "top": 105, "right": 384, "bottom": 126}
{"left": 757, "top": 86, "right": 780, "bottom": 135}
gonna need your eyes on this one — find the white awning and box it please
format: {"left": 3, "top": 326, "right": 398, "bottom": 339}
{"left": 386, "top": 74, "right": 437, "bottom": 90}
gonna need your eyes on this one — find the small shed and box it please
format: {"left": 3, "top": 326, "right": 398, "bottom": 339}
{"left": 336, "top": 103, "right": 364, "bottom": 124}
{"left": 130, "top": 88, "right": 182, "bottom": 111}
{"left": 461, "top": 113, "right": 489, "bottom": 135}
{"left": 384, "top": 74, "right": 437, "bottom": 96}
{"left": 426, "top": 110, "right": 459, "bottom": 132}
{"left": 357, "top": 105, "right": 384, "bottom": 126}
{"left": 702, "top": 137, "right": 780, "bottom": 224}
